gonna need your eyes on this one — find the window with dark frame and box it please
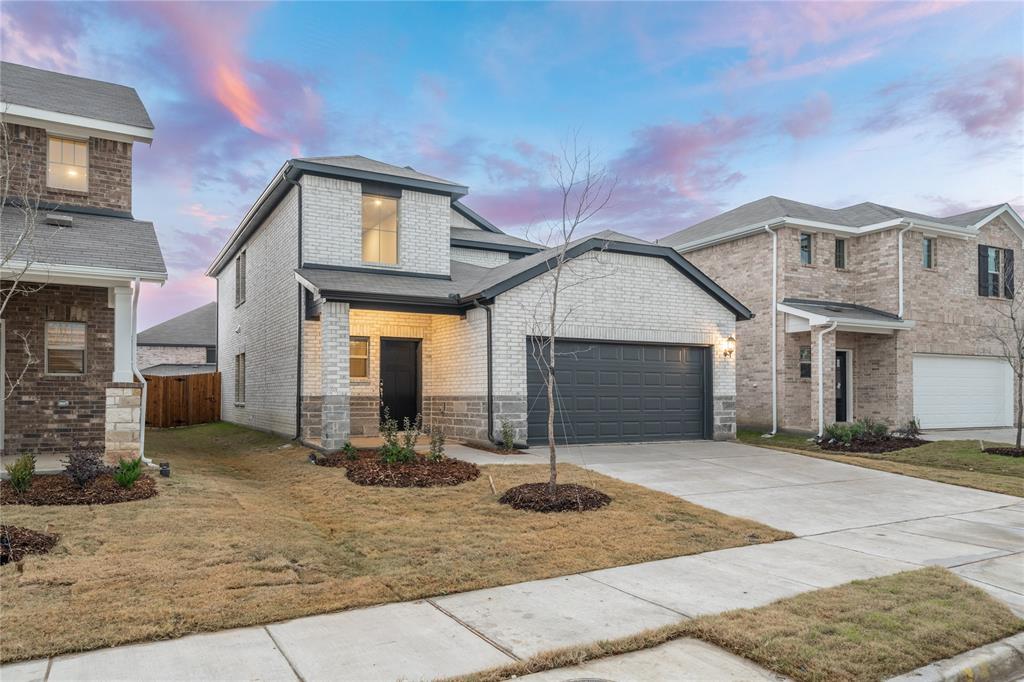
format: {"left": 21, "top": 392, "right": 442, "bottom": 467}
{"left": 799, "top": 346, "right": 812, "bottom": 378}
{"left": 234, "top": 353, "right": 246, "bottom": 404}
{"left": 979, "top": 245, "right": 1014, "bottom": 298}
{"left": 45, "top": 321, "right": 86, "bottom": 375}
{"left": 834, "top": 238, "right": 846, "bottom": 269}
{"left": 350, "top": 337, "right": 369, "bottom": 379}
{"left": 206, "top": 347, "right": 216, "bottom": 363}
{"left": 800, "top": 233, "right": 813, "bottom": 265}
{"left": 923, "top": 237, "right": 936, "bottom": 269}
{"left": 235, "top": 251, "right": 246, "bottom": 306}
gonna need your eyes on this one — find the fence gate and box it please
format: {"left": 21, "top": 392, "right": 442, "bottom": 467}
{"left": 144, "top": 372, "right": 221, "bottom": 428}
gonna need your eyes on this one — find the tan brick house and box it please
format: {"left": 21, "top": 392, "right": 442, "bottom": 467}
{"left": 1, "top": 62, "right": 166, "bottom": 462}
{"left": 137, "top": 302, "right": 217, "bottom": 376}
{"left": 661, "top": 197, "right": 1023, "bottom": 435}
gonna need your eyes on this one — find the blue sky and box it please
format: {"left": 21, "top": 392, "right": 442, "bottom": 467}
{"left": 3, "top": 1, "right": 1022, "bottom": 326}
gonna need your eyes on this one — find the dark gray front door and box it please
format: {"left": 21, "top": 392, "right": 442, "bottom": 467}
{"left": 380, "top": 339, "right": 420, "bottom": 424}
{"left": 526, "top": 338, "right": 709, "bottom": 445}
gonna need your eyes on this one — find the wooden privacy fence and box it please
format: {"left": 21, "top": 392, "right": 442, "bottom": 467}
{"left": 144, "top": 372, "right": 221, "bottom": 428}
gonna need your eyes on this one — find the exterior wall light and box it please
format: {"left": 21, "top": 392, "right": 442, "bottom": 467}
{"left": 723, "top": 336, "right": 736, "bottom": 358}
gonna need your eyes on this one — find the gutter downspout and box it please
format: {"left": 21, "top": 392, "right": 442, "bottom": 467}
{"left": 764, "top": 224, "right": 779, "bottom": 435}
{"left": 468, "top": 298, "right": 497, "bottom": 444}
{"left": 897, "top": 222, "right": 913, "bottom": 318}
{"left": 285, "top": 174, "right": 304, "bottom": 441}
{"left": 129, "top": 277, "right": 154, "bottom": 467}
{"left": 817, "top": 321, "right": 839, "bottom": 437}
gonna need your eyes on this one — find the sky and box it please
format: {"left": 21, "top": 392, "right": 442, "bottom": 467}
{"left": 2, "top": 1, "right": 1023, "bottom": 328}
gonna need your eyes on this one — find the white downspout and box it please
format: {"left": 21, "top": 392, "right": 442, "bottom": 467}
{"left": 129, "top": 277, "right": 154, "bottom": 467}
{"left": 764, "top": 224, "right": 779, "bottom": 435}
{"left": 897, "top": 222, "right": 913, "bottom": 318}
{"left": 817, "top": 321, "right": 839, "bottom": 437}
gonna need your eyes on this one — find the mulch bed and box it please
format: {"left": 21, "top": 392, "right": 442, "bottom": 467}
{"left": 499, "top": 482, "right": 611, "bottom": 513}
{"left": 0, "top": 525, "right": 59, "bottom": 565}
{"left": 1, "top": 474, "right": 158, "bottom": 506}
{"left": 457, "top": 441, "right": 526, "bottom": 455}
{"left": 315, "top": 449, "right": 480, "bottom": 487}
{"left": 982, "top": 447, "right": 1024, "bottom": 458}
{"left": 818, "top": 437, "right": 925, "bottom": 454}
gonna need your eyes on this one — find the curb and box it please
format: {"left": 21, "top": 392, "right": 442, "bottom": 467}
{"left": 889, "top": 633, "right": 1024, "bottom": 682}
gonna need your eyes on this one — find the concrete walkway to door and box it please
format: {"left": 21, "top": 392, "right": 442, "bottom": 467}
{"left": 3, "top": 441, "right": 1021, "bottom": 682}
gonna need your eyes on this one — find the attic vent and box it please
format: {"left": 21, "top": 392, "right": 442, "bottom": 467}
{"left": 45, "top": 213, "right": 73, "bottom": 228}
{"left": 824, "top": 306, "right": 844, "bottom": 313}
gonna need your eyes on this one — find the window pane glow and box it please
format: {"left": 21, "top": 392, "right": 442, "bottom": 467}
{"left": 361, "top": 195, "right": 398, "bottom": 264}
{"left": 46, "top": 322, "right": 86, "bottom": 374}
{"left": 47, "top": 136, "right": 88, "bottom": 192}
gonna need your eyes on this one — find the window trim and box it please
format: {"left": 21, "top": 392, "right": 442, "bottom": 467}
{"left": 44, "top": 321, "right": 87, "bottom": 376}
{"left": 234, "top": 352, "right": 246, "bottom": 406}
{"left": 234, "top": 250, "right": 246, "bottom": 307}
{"left": 798, "top": 346, "right": 812, "bottom": 379}
{"left": 799, "top": 232, "right": 813, "bottom": 266}
{"left": 922, "top": 237, "right": 937, "bottom": 270}
{"left": 46, "top": 135, "right": 89, "bottom": 193}
{"left": 834, "top": 238, "right": 846, "bottom": 270}
{"left": 361, "top": 193, "right": 400, "bottom": 265}
{"left": 350, "top": 336, "right": 370, "bottom": 380}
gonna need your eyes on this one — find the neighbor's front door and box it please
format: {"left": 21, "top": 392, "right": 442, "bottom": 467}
{"left": 835, "top": 350, "right": 849, "bottom": 422}
{"left": 379, "top": 339, "right": 420, "bottom": 425}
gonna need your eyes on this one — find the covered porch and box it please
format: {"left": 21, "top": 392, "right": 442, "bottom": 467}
{"left": 778, "top": 299, "right": 916, "bottom": 435}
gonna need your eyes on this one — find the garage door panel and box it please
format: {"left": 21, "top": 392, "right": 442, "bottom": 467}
{"left": 527, "top": 338, "right": 708, "bottom": 445}
{"left": 912, "top": 354, "right": 1012, "bottom": 429}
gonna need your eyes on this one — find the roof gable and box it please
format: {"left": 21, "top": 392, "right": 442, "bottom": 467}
{"left": 138, "top": 302, "right": 217, "bottom": 346}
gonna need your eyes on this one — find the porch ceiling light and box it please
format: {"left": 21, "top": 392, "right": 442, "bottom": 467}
{"left": 723, "top": 336, "right": 736, "bottom": 358}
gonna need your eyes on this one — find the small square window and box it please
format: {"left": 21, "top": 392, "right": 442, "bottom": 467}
{"left": 799, "top": 233, "right": 813, "bottom": 265}
{"left": 799, "top": 346, "right": 812, "bottom": 379}
{"left": 923, "top": 237, "right": 936, "bottom": 269}
{"left": 834, "top": 239, "right": 846, "bottom": 269}
{"left": 206, "top": 347, "right": 217, "bottom": 364}
{"left": 47, "top": 136, "right": 88, "bottom": 192}
{"left": 350, "top": 337, "right": 369, "bottom": 379}
{"left": 46, "top": 321, "right": 86, "bottom": 375}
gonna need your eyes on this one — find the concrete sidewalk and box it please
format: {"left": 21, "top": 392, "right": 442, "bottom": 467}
{"left": 4, "top": 441, "right": 1022, "bottom": 681}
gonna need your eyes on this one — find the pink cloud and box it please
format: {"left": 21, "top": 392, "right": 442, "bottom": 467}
{"left": 0, "top": 3, "right": 87, "bottom": 71}
{"left": 932, "top": 58, "right": 1024, "bottom": 138}
{"left": 783, "top": 92, "right": 833, "bottom": 139}
{"left": 138, "top": 271, "right": 215, "bottom": 329}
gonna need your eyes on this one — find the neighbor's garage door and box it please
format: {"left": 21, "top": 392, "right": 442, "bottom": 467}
{"left": 912, "top": 354, "right": 1012, "bottom": 428}
{"left": 526, "top": 338, "right": 709, "bottom": 445}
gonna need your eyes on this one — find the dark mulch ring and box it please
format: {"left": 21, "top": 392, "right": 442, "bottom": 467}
{"left": 458, "top": 441, "right": 526, "bottom": 455}
{"left": 818, "top": 437, "right": 926, "bottom": 454}
{"left": 0, "top": 525, "right": 59, "bottom": 565}
{"left": 0, "top": 473, "right": 158, "bottom": 506}
{"left": 983, "top": 447, "right": 1024, "bottom": 458}
{"left": 500, "top": 482, "right": 612, "bottom": 513}
{"left": 316, "top": 450, "right": 481, "bottom": 487}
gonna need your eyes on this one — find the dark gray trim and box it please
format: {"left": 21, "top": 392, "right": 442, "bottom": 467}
{"left": 288, "top": 173, "right": 305, "bottom": 441}
{"left": 361, "top": 182, "right": 403, "bottom": 199}
{"left": 289, "top": 159, "right": 468, "bottom": 198}
{"left": 782, "top": 298, "right": 901, "bottom": 320}
{"left": 301, "top": 263, "right": 452, "bottom": 281}
{"left": 451, "top": 200, "right": 502, "bottom": 233}
{"left": 345, "top": 298, "right": 467, "bottom": 316}
{"left": 136, "top": 342, "right": 214, "bottom": 349}
{"left": 470, "top": 300, "right": 496, "bottom": 444}
{"left": 450, "top": 238, "right": 540, "bottom": 255}
{"left": 703, "top": 346, "right": 714, "bottom": 440}
{"left": 464, "top": 239, "right": 754, "bottom": 321}
{"left": 4, "top": 197, "right": 134, "bottom": 220}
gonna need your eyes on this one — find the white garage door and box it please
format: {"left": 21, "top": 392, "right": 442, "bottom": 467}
{"left": 912, "top": 354, "right": 1012, "bottom": 428}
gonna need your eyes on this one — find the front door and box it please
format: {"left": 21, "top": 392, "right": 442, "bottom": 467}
{"left": 380, "top": 339, "right": 420, "bottom": 425}
{"left": 835, "top": 350, "right": 849, "bottom": 422}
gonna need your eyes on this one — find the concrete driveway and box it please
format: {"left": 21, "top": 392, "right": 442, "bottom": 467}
{"left": 923, "top": 427, "right": 1017, "bottom": 443}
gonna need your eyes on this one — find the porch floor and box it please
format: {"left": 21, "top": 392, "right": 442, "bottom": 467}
{"left": 0, "top": 453, "right": 65, "bottom": 478}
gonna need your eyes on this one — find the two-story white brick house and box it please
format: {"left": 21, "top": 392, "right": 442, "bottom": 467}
{"left": 662, "top": 197, "right": 1024, "bottom": 435}
{"left": 207, "top": 156, "right": 750, "bottom": 448}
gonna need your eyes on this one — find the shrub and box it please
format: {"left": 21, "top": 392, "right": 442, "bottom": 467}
{"left": 401, "top": 415, "right": 423, "bottom": 452}
{"left": 896, "top": 417, "right": 922, "bottom": 439}
{"left": 342, "top": 441, "right": 358, "bottom": 461}
{"left": 64, "top": 448, "right": 107, "bottom": 487}
{"left": 823, "top": 418, "right": 892, "bottom": 445}
{"left": 500, "top": 419, "right": 516, "bottom": 452}
{"left": 5, "top": 455, "right": 35, "bottom": 494}
{"left": 428, "top": 428, "right": 446, "bottom": 462}
{"left": 380, "top": 407, "right": 400, "bottom": 451}
{"left": 114, "top": 457, "right": 143, "bottom": 489}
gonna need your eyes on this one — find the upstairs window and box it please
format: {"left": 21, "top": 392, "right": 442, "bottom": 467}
{"left": 834, "top": 239, "right": 847, "bottom": 269}
{"left": 979, "top": 245, "right": 1014, "bottom": 298}
{"left": 362, "top": 195, "right": 398, "bottom": 264}
{"left": 922, "top": 237, "right": 936, "bottom": 269}
{"left": 234, "top": 353, "right": 246, "bottom": 405}
{"left": 799, "top": 346, "right": 812, "bottom": 378}
{"left": 235, "top": 251, "right": 246, "bottom": 306}
{"left": 47, "top": 136, "right": 88, "bottom": 192}
{"left": 46, "top": 321, "right": 86, "bottom": 375}
{"left": 799, "top": 233, "right": 813, "bottom": 265}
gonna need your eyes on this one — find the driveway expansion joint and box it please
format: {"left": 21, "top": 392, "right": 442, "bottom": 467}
{"left": 262, "top": 626, "right": 305, "bottom": 682}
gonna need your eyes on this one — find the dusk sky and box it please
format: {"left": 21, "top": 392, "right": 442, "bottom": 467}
{"left": 2, "top": 1, "right": 1022, "bottom": 328}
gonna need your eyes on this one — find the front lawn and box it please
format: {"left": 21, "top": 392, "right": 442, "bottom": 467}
{"left": 738, "top": 430, "right": 1024, "bottom": 497}
{"left": 0, "top": 422, "right": 791, "bottom": 662}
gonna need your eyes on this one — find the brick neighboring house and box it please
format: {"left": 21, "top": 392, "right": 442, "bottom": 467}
{"left": 661, "top": 196, "right": 1023, "bottom": 434}
{"left": 207, "top": 155, "right": 750, "bottom": 449}
{"left": 1, "top": 62, "right": 167, "bottom": 462}
{"left": 137, "top": 302, "right": 217, "bottom": 376}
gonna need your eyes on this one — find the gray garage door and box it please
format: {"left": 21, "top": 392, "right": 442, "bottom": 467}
{"left": 526, "top": 338, "right": 709, "bottom": 445}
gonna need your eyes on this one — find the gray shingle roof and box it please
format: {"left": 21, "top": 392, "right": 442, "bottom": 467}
{"left": 1, "top": 61, "right": 153, "bottom": 129}
{"left": 141, "top": 363, "right": 217, "bottom": 376}
{"left": 296, "top": 155, "right": 461, "bottom": 187}
{"left": 781, "top": 298, "right": 901, "bottom": 322}
{"left": 1, "top": 205, "right": 166, "bottom": 276}
{"left": 138, "top": 302, "right": 217, "bottom": 346}
{"left": 660, "top": 196, "right": 1005, "bottom": 249}
{"left": 450, "top": 227, "right": 542, "bottom": 251}
{"left": 297, "top": 261, "right": 490, "bottom": 302}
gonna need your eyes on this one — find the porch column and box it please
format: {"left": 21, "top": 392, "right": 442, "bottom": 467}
{"left": 111, "top": 286, "right": 135, "bottom": 383}
{"left": 893, "top": 329, "right": 914, "bottom": 427}
{"left": 320, "top": 301, "right": 350, "bottom": 451}
{"left": 810, "top": 323, "right": 837, "bottom": 435}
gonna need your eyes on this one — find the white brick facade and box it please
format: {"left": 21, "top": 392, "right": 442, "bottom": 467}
{"left": 450, "top": 247, "right": 510, "bottom": 267}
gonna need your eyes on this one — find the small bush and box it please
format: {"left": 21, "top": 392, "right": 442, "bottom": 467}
{"left": 380, "top": 407, "right": 400, "bottom": 451}
{"left": 428, "top": 428, "right": 446, "bottom": 462}
{"left": 896, "top": 417, "right": 922, "bottom": 439}
{"left": 114, "top": 457, "right": 143, "bottom": 489}
{"left": 378, "top": 409, "right": 423, "bottom": 464}
{"left": 380, "top": 442, "right": 416, "bottom": 464}
{"left": 64, "top": 448, "right": 107, "bottom": 487}
{"left": 401, "top": 415, "right": 423, "bottom": 451}
{"left": 342, "top": 441, "right": 358, "bottom": 461}
{"left": 5, "top": 455, "right": 35, "bottom": 494}
{"left": 822, "top": 418, "right": 894, "bottom": 445}
{"left": 500, "top": 419, "right": 516, "bottom": 452}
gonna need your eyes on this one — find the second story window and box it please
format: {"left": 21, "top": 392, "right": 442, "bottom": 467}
{"left": 979, "top": 245, "right": 1014, "bottom": 298}
{"left": 47, "top": 136, "right": 88, "bottom": 192}
{"left": 235, "top": 251, "right": 246, "bottom": 306}
{"left": 834, "top": 239, "right": 846, "bottom": 269}
{"left": 799, "top": 233, "right": 813, "bottom": 265}
{"left": 923, "top": 237, "right": 936, "bottom": 269}
{"left": 362, "top": 195, "right": 398, "bottom": 264}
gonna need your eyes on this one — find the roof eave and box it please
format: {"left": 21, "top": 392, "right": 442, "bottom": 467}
{"left": 450, "top": 238, "right": 541, "bottom": 255}
{"left": 0, "top": 102, "right": 154, "bottom": 143}
{"left": 290, "top": 159, "right": 469, "bottom": 198}
{"left": 451, "top": 200, "right": 502, "bottom": 233}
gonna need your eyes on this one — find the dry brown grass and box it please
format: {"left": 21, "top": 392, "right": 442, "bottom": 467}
{"left": 452, "top": 568, "right": 1024, "bottom": 682}
{"left": 0, "top": 423, "right": 790, "bottom": 663}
